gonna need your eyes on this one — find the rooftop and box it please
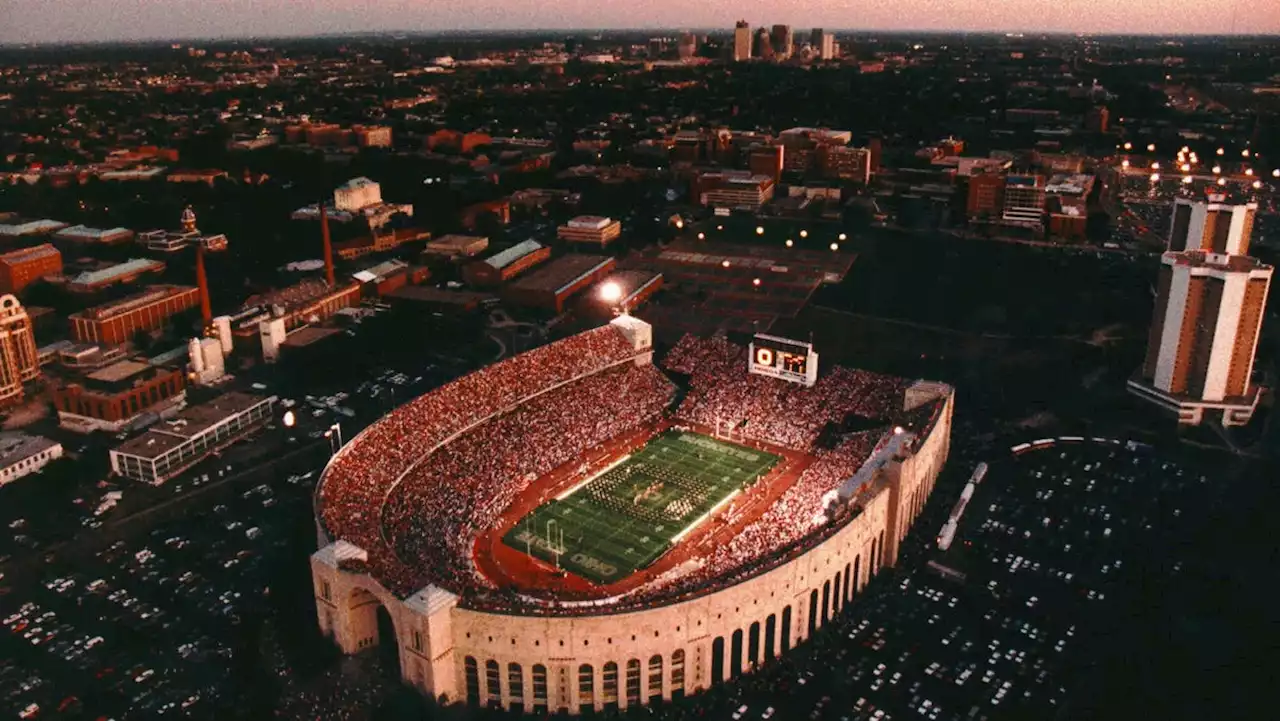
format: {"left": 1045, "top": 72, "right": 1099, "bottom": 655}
{"left": 566, "top": 215, "right": 615, "bottom": 230}
{"left": 69, "top": 258, "right": 163, "bottom": 287}
{"left": 114, "top": 392, "right": 271, "bottom": 459}
{"left": 86, "top": 360, "right": 152, "bottom": 384}
{"left": 74, "top": 285, "right": 197, "bottom": 321}
{"left": 510, "top": 253, "right": 614, "bottom": 294}
{"left": 0, "top": 434, "right": 59, "bottom": 467}
{"left": 55, "top": 225, "right": 133, "bottom": 240}
{"left": 0, "top": 220, "right": 67, "bottom": 236}
{"left": 0, "top": 243, "right": 59, "bottom": 265}
{"left": 485, "top": 239, "right": 543, "bottom": 270}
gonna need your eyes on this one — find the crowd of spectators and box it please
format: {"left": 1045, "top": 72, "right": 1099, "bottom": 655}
{"left": 665, "top": 334, "right": 911, "bottom": 450}
{"left": 318, "top": 325, "right": 645, "bottom": 596}
{"left": 382, "top": 362, "right": 674, "bottom": 593}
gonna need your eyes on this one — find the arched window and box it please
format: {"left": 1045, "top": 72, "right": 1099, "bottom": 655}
{"left": 844, "top": 562, "right": 852, "bottom": 603}
{"left": 602, "top": 661, "right": 619, "bottom": 704}
{"left": 464, "top": 656, "right": 480, "bottom": 706}
{"left": 869, "top": 538, "right": 878, "bottom": 578}
{"left": 833, "top": 572, "right": 842, "bottom": 614}
{"left": 764, "top": 614, "right": 777, "bottom": 660}
{"left": 625, "top": 659, "right": 642, "bottom": 705}
{"left": 532, "top": 664, "right": 549, "bottom": 706}
{"left": 485, "top": 659, "right": 501, "bottom": 705}
{"left": 578, "top": 664, "right": 595, "bottom": 709}
{"left": 711, "top": 637, "right": 725, "bottom": 684}
{"left": 748, "top": 622, "right": 760, "bottom": 667}
{"left": 730, "top": 629, "right": 743, "bottom": 678}
{"left": 671, "top": 650, "right": 685, "bottom": 695}
{"left": 647, "top": 654, "right": 664, "bottom": 700}
{"left": 508, "top": 663, "right": 524, "bottom": 703}
{"left": 879, "top": 529, "right": 886, "bottom": 571}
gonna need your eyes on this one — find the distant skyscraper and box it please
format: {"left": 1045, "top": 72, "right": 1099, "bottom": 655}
{"left": 754, "top": 28, "right": 774, "bottom": 60}
{"left": 677, "top": 32, "right": 698, "bottom": 60}
{"left": 0, "top": 295, "right": 38, "bottom": 408}
{"left": 771, "top": 24, "right": 793, "bottom": 59}
{"left": 809, "top": 28, "right": 823, "bottom": 49}
{"left": 1086, "top": 106, "right": 1110, "bottom": 133}
{"left": 734, "top": 21, "right": 752, "bottom": 62}
{"left": 1129, "top": 195, "right": 1272, "bottom": 426}
{"left": 819, "top": 32, "right": 836, "bottom": 60}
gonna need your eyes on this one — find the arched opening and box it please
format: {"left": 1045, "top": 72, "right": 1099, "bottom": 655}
{"left": 464, "top": 656, "right": 480, "bottom": 706}
{"left": 730, "top": 629, "right": 743, "bottom": 678}
{"left": 625, "top": 659, "right": 641, "bottom": 705}
{"left": 374, "top": 605, "right": 400, "bottom": 678}
{"left": 508, "top": 663, "right": 524, "bottom": 711}
{"left": 711, "top": 637, "right": 725, "bottom": 684}
{"left": 843, "top": 562, "right": 852, "bottom": 603}
{"left": 781, "top": 606, "right": 792, "bottom": 652}
{"left": 531, "top": 664, "right": 549, "bottom": 712}
{"left": 878, "top": 530, "right": 886, "bottom": 570}
{"left": 671, "top": 650, "right": 685, "bottom": 698}
{"left": 485, "top": 659, "right": 501, "bottom": 707}
{"left": 833, "top": 572, "right": 842, "bottom": 614}
{"left": 764, "top": 614, "right": 777, "bottom": 660}
{"left": 807, "top": 589, "right": 818, "bottom": 637}
{"left": 869, "top": 538, "right": 878, "bottom": 578}
{"left": 748, "top": 622, "right": 760, "bottom": 667}
{"left": 578, "top": 663, "right": 595, "bottom": 711}
{"left": 647, "top": 655, "right": 663, "bottom": 701}
{"left": 602, "top": 661, "right": 619, "bottom": 709}
{"left": 821, "top": 581, "right": 831, "bottom": 624}
{"left": 853, "top": 555, "right": 861, "bottom": 599}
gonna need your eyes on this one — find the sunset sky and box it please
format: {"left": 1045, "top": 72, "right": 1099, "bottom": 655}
{"left": 3, "top": 0, "right": 1278, "bottom": 45}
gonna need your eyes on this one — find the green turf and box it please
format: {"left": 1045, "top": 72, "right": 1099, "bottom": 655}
{"left": 503, "top": 430, "right": 781, "bottom": 584}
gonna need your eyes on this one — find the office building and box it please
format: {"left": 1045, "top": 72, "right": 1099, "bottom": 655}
{"left": 693, "top": 171, "right": 776, "bottom": 210}
{"left": 1001, "top": 175, "right": 1047, "bottom": 227}
{"left": 0, "top": 244, "right": 62, "bottom": 294}
{"left": 677, "top": 33, "right": 698, "bottom": 60}
{"left": 0, "top": 295, "right": 39, "bottom": 407}
{"left": 110, "top": 392, "right": 274, "bottom": 485}
{"left": 810, "top": 29, "right": 835, "bottom": 59}
{"left": 749, "top": 146, "right": 785, "bottom": 184}
{"left": 69, "top": 285, "right": 201, "bottom": 345}
{"left": 557, "top": 216, "right": 623, "bottom": 247}
{"left": 819, "top": 145, "right": 874, "bottom": 183}
{"left": 734, "top": 21, "right": 752, "bottom": 62}
{"left": 1129, "top": 196, "right": 1272, "bottom": 426}
{"left": 753, "top": 28, "right": 775, "bottom": 60}
{"left": 50, "top": 360, "right": 186, "bottom": 433}
{"left": 771, "top": 25, "right": 793, "bottom": 59}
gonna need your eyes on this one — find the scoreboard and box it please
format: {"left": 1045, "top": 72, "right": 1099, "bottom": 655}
{"left": 748, "top": 334, "right": 819, "bottom": 387}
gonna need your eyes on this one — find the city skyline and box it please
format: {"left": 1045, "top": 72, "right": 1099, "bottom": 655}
{"left": 3, "top": 0, "right": 1278, "bottom": 45}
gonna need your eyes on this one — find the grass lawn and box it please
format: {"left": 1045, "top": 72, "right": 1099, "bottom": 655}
{"left": 503, "top": 430, "right": 780, "bottom": 584}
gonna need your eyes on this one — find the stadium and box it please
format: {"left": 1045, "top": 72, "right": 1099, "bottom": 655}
{"left": 310, "top": 315, "right": 953, "bottom": 713}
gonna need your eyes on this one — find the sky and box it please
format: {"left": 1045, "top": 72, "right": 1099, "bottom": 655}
{"left": 2, "top": 0, "right": 1278, "bottom": 45}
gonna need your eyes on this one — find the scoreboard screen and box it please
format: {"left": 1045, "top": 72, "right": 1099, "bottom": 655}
{"left": 748, "top": 334, "right": 819, "bottom": 386}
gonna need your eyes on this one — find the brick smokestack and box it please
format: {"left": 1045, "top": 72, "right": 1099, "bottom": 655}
{"left": 196, "top": 242, "right": 212, "bottom": 329}
{"left": 320, "top": 203, "right": 335, "bottom": 287}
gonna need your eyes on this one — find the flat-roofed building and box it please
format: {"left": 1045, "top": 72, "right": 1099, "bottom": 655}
{"left": 423, "top": 235, "right": 490, "bottom": 260}
{"left": 0, "top": 220, "right": 68, "bottom": 238}
{"left": 66, "top": 258, "right": 165, "bottom": 293}
{"left": 462, "top": 240, "right": 551, "bottom": 287}
{"left": 695, "top": 172, "right": 776, "bottom": 210}
{"left": 69, "top": 285, "right": 200, "bottom": 345}
{"left": 590, "top": 270, "right": 664, "bottom": 313}
{"left": 54, "top": 225, "right": 135, "bottom": 245}
{"left": 228, "top": 279, "right": 362, "bottom": 347}
{"left": 0, "top": 244, "right": 62, "bottom": 294}
{"left": 109, "top": 392, "right": 274, "bottom": 485}
{"left": 505, "top": 254, "right": 617, "bottom": 313}
{"left": 50, "top": 359, "right": 186, "bottom": 433}
{"left": 0, "top": 295, "right": 39, "bottom": 407}
{"left": 385, "top": 286, "right": 494, "bottom": 313}
{"left": 557, "top": 216, "right": 622, "bottom": 247}
{"left": 0, "top": 434, "right": 63, "bottom": 487}
{"left": 1001, "top": 175, "right": 1047, "bottom": 228}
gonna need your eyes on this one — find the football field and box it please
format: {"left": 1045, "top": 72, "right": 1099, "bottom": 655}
{"left": 503, "top": 430, "right": 780, "bottom": 584}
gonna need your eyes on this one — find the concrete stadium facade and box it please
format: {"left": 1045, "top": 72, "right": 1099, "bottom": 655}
{"left": 309, "top": 363, "right": 953, "bottom": 713}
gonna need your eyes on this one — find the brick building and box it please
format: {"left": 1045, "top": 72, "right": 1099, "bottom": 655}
{"left": 0, "top": 244, "right": 62, "bottom": 294}
{"left": 68, "top": 285, "right": 200, "bottom": 345}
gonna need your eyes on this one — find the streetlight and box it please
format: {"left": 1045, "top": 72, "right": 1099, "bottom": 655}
{"left": 830, "top": 242, "right": 839, "bottom": 251}
{"left": 838, "top": 233, "right": 847, "bottom": 241}
{"left": 329, "top": 422, "right": 343, "bottom": 448}
{"left": 1253, "top": 180, "right": 1263, "bottom": 189}
{"left": 675, "top": 219, "right": 684, "bottom": 229}
{"left": 1151, "top": 162, "right": 1160, "bottom": 170}
{"left": 697, "top": 232, "right": 705, "bottom": 240}
{"left": 1217, "top": 177, "right": 1228, "bottom": 186}
{"left": 721, "top": 259, "right": 731, "bottom": 268}
{"left": 1217, "top": 147, "right": 1225, "bottom": 156}
{"left": 1121, "top": 159, "right": 1130, "bottom": 169}
{"left": 1149, "top": 173, "right": 1160, "bottom": 183}
{"left": 785, "top": 239, "right": 793, "bottom": 248}
{"left": 752, "top": 278, "right": 761, "bottom": 287}
{"left": 717, "top": 225, "right": 724, "bottom": 231}
{"left": 1244, "top": 168, "right": 1253, "bottom": 176}
{"left": 1146, "top": 143, "right": 1155, "bottom": 152}
{"left": 1212, "top": 165, "right": 1222, "bottom": 174}
{"left": 799, "top": 229, "right": 809, "bottom": 238}
{"left": 755, "top": 226, "right": 765, "bottom": 236}
{"left": 1273, "top": 169, "right": 1280, "bottom": 178}
{"left": 1242, "top": 149, "right": 1250, "bottom": 158}
{"left": 1180, "top": 163, "right": 1191, "bottom": 172}
{"left": 1123, "top": 142, "right": 1132, "bottom": 150}
{"left": 1182, "top": 176, "right": 1193, "bottom": 184}
{"left": 282, "top": 410, "right": 296, "bottom": 429}
{"left": 600, "top": 281, "right": 623, "bottom": 314}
